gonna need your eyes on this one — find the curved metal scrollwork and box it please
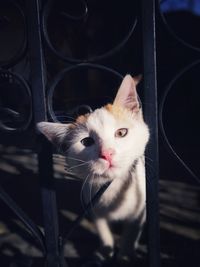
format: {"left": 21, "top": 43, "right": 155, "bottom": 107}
{"left": 158, "top": 0, "right": 200, "bottom": 183}
{"left": 159, "top": 0, "right": 200, "bottom": 52}
{"left": 47, "top": 63, "right": 123, "bottom": 122}
{"left": 0, "top": 0, "right": 31, "bottom": 132}
{"left": 42, "top": 0, "right": 141, "bottom": 260}
{"left": 0, "top": 0, "right": 27, "bottom": 68}
{"left": 0, "top": 0, "right": 43, "bottom": 261}
{"left": 0, "top": 0, "right": 141, "bottom": 265}
{"left": 159, "top": 60, "right": 200, "bottom": 182}
{"left": 0, "top": 69, "right": 32, "bottom": 132}
{"left": 42, "top": 0, "right": 137, "bottom": 63}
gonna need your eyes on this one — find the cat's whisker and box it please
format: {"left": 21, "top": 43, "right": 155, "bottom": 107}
{"left": 66, "top": 156, "right": 87, "bottom": 163}
{"left": 53, "top": 154, "right": 65, "bottom": 159}
{"left": 66, "top": 161, "right": 90, "bottom": 172}
{"left": 53, "top": 155, "right": 66, "bottom": 160}
{"left": 53, "top": 158, "right": 66, "bottom": 163}
{"left": 80, "top": 174, "right": 90, "bottom": 211}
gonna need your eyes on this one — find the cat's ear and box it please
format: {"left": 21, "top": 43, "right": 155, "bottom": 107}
{"left": 37, "top": 122, "right": 69, "bottom": 147}
{"left": 113, "top": 74, "right": 141, "bottom": 113}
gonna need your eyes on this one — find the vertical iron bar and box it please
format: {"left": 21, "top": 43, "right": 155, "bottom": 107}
{"left": 141, "top": 0, "right": 161, "bottom": 267}
{"left": 26, "top": 0, "right": 65, "bottom": 266}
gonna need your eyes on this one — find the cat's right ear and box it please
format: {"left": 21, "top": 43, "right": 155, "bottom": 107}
{"left": 113, "top": 74, "right": 141, "bottom": 113}
{"left": 37, "top": 122, "right": 69, "bottom": 147}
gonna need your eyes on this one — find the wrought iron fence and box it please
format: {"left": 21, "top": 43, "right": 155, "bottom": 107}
{"left": 2, "top": 0, "right": 158, "bottom": 266}
{"left": 2, "top": 0, "right": 199, "bottom": 266}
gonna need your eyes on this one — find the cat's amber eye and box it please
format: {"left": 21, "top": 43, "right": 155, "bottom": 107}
{"left": 115, "top": 128, "right": 128, "bottom": 138}
{"left": 81, "top": 137, "right": 95, "bottom": 147}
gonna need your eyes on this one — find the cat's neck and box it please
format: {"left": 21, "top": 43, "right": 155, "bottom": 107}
{"left": 91, "top": 158, "right": 139, "bottom": 187}
{"left": 95, "top": 161, "right": 139, "bottom": 212}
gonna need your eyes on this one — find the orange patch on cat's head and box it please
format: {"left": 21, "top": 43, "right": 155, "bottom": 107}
{"left": 76, "top": 114, "right": 90, "bottom": 124}
{"left": 67, "top": 114, "right": 90, "bottom": 129}
{"left": 105, "top": 104, "right": 133, "bottom": 124}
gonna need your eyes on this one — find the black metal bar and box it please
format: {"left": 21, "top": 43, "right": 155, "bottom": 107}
{"left": 26, "top": 0, "right": 46, "bottom": 122}
{"left": 26, "top": 0, "right": 65, "bottom": 266}
{"left": 38, "top": 137, "right": 66, "bottom": 267}
{"left": 0, "top": 184, "right": 45, "bottom": 253}
{"left": 141, "top": 0, "right": 161, "bottom": 267}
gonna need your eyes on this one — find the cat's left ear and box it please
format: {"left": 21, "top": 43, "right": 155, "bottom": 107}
{"left": 113, "top": 74, "right": 142, "bottom": 113}
{"left": 37, "top": 122, "right": 70, "bottom": 147}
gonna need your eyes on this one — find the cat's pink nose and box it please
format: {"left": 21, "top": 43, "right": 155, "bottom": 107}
{"left": 100, "top": 148, "right": 115, "bottom": 163}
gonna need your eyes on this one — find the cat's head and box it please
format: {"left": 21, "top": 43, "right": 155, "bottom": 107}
{"left": 37, "top": 75, "right": 149, "bottom": 183}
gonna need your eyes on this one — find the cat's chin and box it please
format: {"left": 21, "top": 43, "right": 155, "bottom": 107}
{"left": 92, "top": 165, "right": 125, "bottom": 181}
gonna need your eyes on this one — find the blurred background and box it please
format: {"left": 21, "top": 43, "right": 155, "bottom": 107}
{"left": 0, "top": 0, "right": 200, "bottom": 266}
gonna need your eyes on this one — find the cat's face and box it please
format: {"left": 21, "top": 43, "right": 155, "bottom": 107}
{"left": 38, "top": 75, "right": 149, "bottom": 183}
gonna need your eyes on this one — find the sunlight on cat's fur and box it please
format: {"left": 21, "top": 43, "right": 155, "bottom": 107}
{"left": 37, "top": 74, "right": 149, "bottom": 263}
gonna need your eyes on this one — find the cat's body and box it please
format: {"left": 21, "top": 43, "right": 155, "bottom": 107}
{"left": 37, "top": 75, "right": 149, "bottom": 262}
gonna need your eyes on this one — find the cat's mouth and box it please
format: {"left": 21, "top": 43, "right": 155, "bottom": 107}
{"left": 91, "top": 158, "right": 117, "bottom": 177}
{"left": 100, "top": 157, "right": 116, "bottom": 170}
{"left": 101, "top": 158, "right": 114, "bottom": 168}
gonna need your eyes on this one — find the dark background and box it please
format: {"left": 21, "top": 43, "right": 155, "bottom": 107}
{"left": 0, "top": 0, "right": 200, "bottom": 266}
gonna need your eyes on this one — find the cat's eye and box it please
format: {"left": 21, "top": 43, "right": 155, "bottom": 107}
{"left": 115, "top": 128, "right": 128, "bottom": 138}
{"left": 81, "top": 137, "right": 95, "bottom": 147}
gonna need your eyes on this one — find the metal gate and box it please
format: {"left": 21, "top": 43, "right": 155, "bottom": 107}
{"left": 3, "top": 0, "right": 199, "bottom": 266}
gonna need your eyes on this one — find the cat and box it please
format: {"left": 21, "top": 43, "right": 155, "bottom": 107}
{"left": 37, "top": 74, "right": 149, "bottom": 263}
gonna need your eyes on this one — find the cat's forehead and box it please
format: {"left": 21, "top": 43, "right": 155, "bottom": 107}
{"left": 82, "top": 104, "right": 133, "bottom": 131}
{"left": 87, "top": 107, "right": 116, "bottom": 129}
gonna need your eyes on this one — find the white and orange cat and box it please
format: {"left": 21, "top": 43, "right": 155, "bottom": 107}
{"left": 37, "top": 75, "right": 149, "bottom": 262}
